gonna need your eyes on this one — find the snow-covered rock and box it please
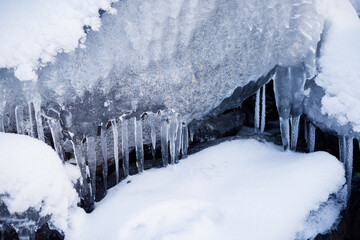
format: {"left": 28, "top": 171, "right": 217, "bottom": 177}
{"left": 67, "top": 139, "right": 346, "bottom": 240}
{"left": 0, "top": 133, "right": 79, "bottom": 233}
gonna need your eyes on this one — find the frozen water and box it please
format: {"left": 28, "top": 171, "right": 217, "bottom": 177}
{"left": 134, "top": 118, "right": 144, "bottom": 172}
{"left": 121, "top": 119, "right": 130, "bottom": 178}
{"left": 111, "top": 119, "right": 120, "bottom": 183}
{"left": 161, "top": 119, "right": 169, "bottom": 167}
{"left": 87, "top": 136, "right": 97, "bottom": 201}
{"left": 261, "top": 86, "right": 266, "bottom": 133}
{"left": 100, "top": 126, "right": 108, "bottom": 189}
{"left": 254, "top": 89, "right": 260, "bottom": 131}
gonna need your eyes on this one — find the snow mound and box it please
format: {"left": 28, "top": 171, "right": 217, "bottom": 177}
{"left": 67, "top": 139, "right": 345, "bottom": 240}
{"left": 315, "top": 0, "right": 360, "bottom": 132}
{"left": 0, "top": 133, "right": 79, "bottom": 232}
{"left": 0, "top": 0, "right": 117, "bottom": 81}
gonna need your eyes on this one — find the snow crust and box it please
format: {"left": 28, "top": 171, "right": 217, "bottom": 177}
{"left": 67, "top": 140, "right": 345, "bottom": 240}
{"left": 315, "top": 0, "right": 360, "bottom": 132}
{"left": 0, "top": 0, "right": 117, "bottom": 81}
{"left": 0, "top": 133, "right": 79, "bottom": 232}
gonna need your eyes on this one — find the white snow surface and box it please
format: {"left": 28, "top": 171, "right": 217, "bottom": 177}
{"left": 0, "top": 0, "right": 117, "bottom": 81}
{"left": 315, "top": 0, "right": 360, "bottom": 132}
{"left": 67, "top": 139, "right": 345, "bottom": 240}
{"left": 0, "top": 133, "right": 79, "bottom": 232}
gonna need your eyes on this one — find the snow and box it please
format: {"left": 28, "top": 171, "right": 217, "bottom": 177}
{"left": 315, "top": 0, "right": 360, "bottom": 132}
{"left": 0, "top": 0, "right": 117, "bottom": 81}
{"left": 67, "top": 139, "right": 345, "bottom": 240}
{"left": 0, "top": 133, "right": 79, "bottom": 232}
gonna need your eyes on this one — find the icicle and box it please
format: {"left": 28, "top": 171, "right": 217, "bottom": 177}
{"left": 307, "top": 122, "right": 316, "bottom": 153}
{"left": 27, "top": 102, "right": 34, "bottom": 137}
{"left": 111, "top": 119, "right": 119, "bottom": 183}
{"left": 150, "top": 117, "right": 157, "bottom": 160}
{"left": 15, "top": 105, "right": 25, "bottom": 134}
{"left": 87, "top": 136, "right": 96, "bottom": 201}
{"left": 73, "top": 140, "right": 93, "bottom": 212}
{"left": 33, "top": 94, "right": 44, "bottom": 142}
{"left": 182, "top": 123, "right": 189, "bottom": 158}
{"left": 100, "top": 126, "right": 108, "bottom": 190}
{"left": 175, "top": 117, "right": 182, "bottom": 163}
{"left": 0, "top": 114, "right": 4, "bottom": 132}
{"left": 134, "top": 118, "right": 144, "bottom": 172}
{"left": 345, "top": 136, "right": 354, "bottom": 202}
{"left": 339, "top": 136, "right": 346, "bottom": 163}
{"left": 161, "top": 119, "right": 169, "bottom": 167}
{"left": 260, "top": 86, "right": 266, "bottom": 133}
{"left": 168, "top": 117, "right": 177, "bottom": 165}
{"left": 189, "top": 128, "right": 194, "bottom": 142}
{"left": 49, "top": 120, "right": 64, "bottom": 162}
{"left": 121, "top": 119, "right": 129, "bottom": 178}
{"left": 254, "top": 89, "right": 260, "bottom": 130}
{"left": 279, "top": 117, "right": 290, "bottom": 151}
{"left": 290, "top": 115, "right": 300, "bottom": 151}
{"left": 304, "top": 119, "right": 308, "bottom": 144}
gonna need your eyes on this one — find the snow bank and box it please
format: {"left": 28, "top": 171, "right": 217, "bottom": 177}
{"left": 0, "top": 0, "right": 117, "bottom": 81}
{"left": 315, "top": 0, "right": 360, "bottom": 132}
{"left": 67, "top": 139, "right": 345, "bottom": 240}
{"left": 0, "top": 133, "right": 79, "bottom": 232}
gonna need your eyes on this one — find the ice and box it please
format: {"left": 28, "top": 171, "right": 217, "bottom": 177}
{"left": 169, "top": 116, "right": 178, "bottom": 165}
{"left": 87, "top": 136, "right": 97, "bottom": 201}
{"left": 175, "top": 118, "right": 183, "bottom": 163}
{"left": 150, "top": 117, "right": 157, "bottom": 160}
{"left": 134, "top": 118, "right": 144, "bottom": 172}
{"left": 307, "top": 123, "right": 316, "bottom": 153}
{"left": 291, "top": 115, "right": 300, "bottom": 151}
{"left": 254, "top": 89, "right": 260, "bottom": 131}
{"left": 339, "top": 136, "right": 346, "bottom": 163}
{"left": 161, "top": 119, "right": 169, "bottom": 167}
{"left": 182, "top": 123, "right": 189, "bottom": 158}
{"left": 261, "top": 86, "right": 266, "bottom": 133}
{"left": 32, "top": 94, "right": 44, "bottom": 142}
{"left": 121, "top": 119, "right": 130, "bottom": 178}
{"left": 111, "top": 119, "right": 120, "bottom": 183}
{"left": 345, "top": 136, "right": 353, "bottom": 201}
{"left": 15, "top": 105, "right": 25, "bottom": 134}
{"left": 49, "top": 120, "right": 65, "bottom": 162}
{"left": 100, "top": 125, "right": 108, "bottom": 189}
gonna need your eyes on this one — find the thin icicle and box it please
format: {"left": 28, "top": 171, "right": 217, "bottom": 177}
{"left": 33, "top": 94, "right": 44, "bottom": 141}
{"left": 189, "top": 128, "right": 194, "bottom": 142}
{"left": 260, "top": 86, "right": 266, "bottom": 133}
{"left": 27, "top": 102, "right": 34, "bottom": 137}
{"left": 339, "top": 136, "right": 346, "bottom": 163}
{"left": 304, "top": 119, "right": 308, "bottom": 144}
{"left": 290, "top": 115, "right": 300, "bottom": 151}
{"left": 111, "top": 119, "right": 119, "bottom": 183}
{"left": 87, "top": 136, "right": 96, "bottom": 201}
{"left": 254, "top": 89, "right": 260, "bottom": 130}
{"left": 121, "top": 119, "right": 129, "bottom": 178}
{"left": 168, "top": 117, "right": 177, "bottom": 165}
{"left": 279, "top": 117, "right": 290, "bottom": 151}
{"left": 161, "top": 119, "right": 169, "bottom": 167}
{"left": 73, "top": 140, "right": 93, "bottom": 212}
{"left": 0, "top": 114, "right": 4, "bottom": 133}
{"left": 175, "top": 117, "right": 182, "bottom": 163}
{"left": 345, "top": 136, "right": 353, "bottom": 202}
{"left": 307, "top": 122, "right": 316, "bottom": 153}
{"left": 150, "top": 117, "right": 157, "bottom": 160}
{"left": 182, "top": 123, "right": 189, "bottom": 158}
{"left": 49, "top": 120, "right": 64, "bottom": 162}
{"left": 134, "top": 118, "right": 144, "bottom": 172}
{"left": 15, "top": 105, "right": 25, "bottom": 134}
{"left": 100, "top": 126, "right": 108, "bottom": 190}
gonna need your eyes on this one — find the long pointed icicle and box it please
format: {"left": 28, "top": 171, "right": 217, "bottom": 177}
{"left": 111, "top": 119, "right": 119, "bottom": 183}
{"left": 100, "top": 126, "right": 108, "bottom": 190}
{"left": 15, "top": 105, "right": 25, "bottom": 134}
{"left": 122, "top": 119, "right": 129, "bottom": 178}
{"left": 260, "top": 86, "right": 266, "bottom": 133}
{"left": 0, "top": 114, "right": 4, "bottom": 133}
{"left": 73, "top": 140, "right": 93, "bottom": 212}
{"left": 161, "top": 119, "right": 169, "bottom": 167}
{"left": 33, "top": 95, "right": 44, "bottom": 142}
{"left": 87, "top": 136, "right": 97, "bottom": 201}
{"left": 279, "top": 117, "right": 290, "bottom": 151}
{"left": 290, "top": 115, "right": 300, "bottom": 151}
{"left": 182, "top": 123, "right": 189, "bottom": 158}
{"left": 150, "top": 117, "right": 157, "bottom": 160}
{"left": 254, "top": 89, "right": 260, "bottom": 130}
{"left": 175, "top": 117, "right": 182, "bottom": 163}
{"left": 49, "top": 120, "right": 64, "bottom": 162}
{"left": 169, "top": 117, "right": 177, "bottom": 165}
{"left": 134, "top": 118, "right": 144, "bottom": 172}
{"left": 307, "top": 123, "right": 316, "bottom": 153}
{"left": 339, "top": 136, "right": 346, "bottom": 163}
{"left": 345, "top": 136, "right": 353, "bottom": 202}
{"left": 27, "top": 102, "right": 34, "bottom": 137}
